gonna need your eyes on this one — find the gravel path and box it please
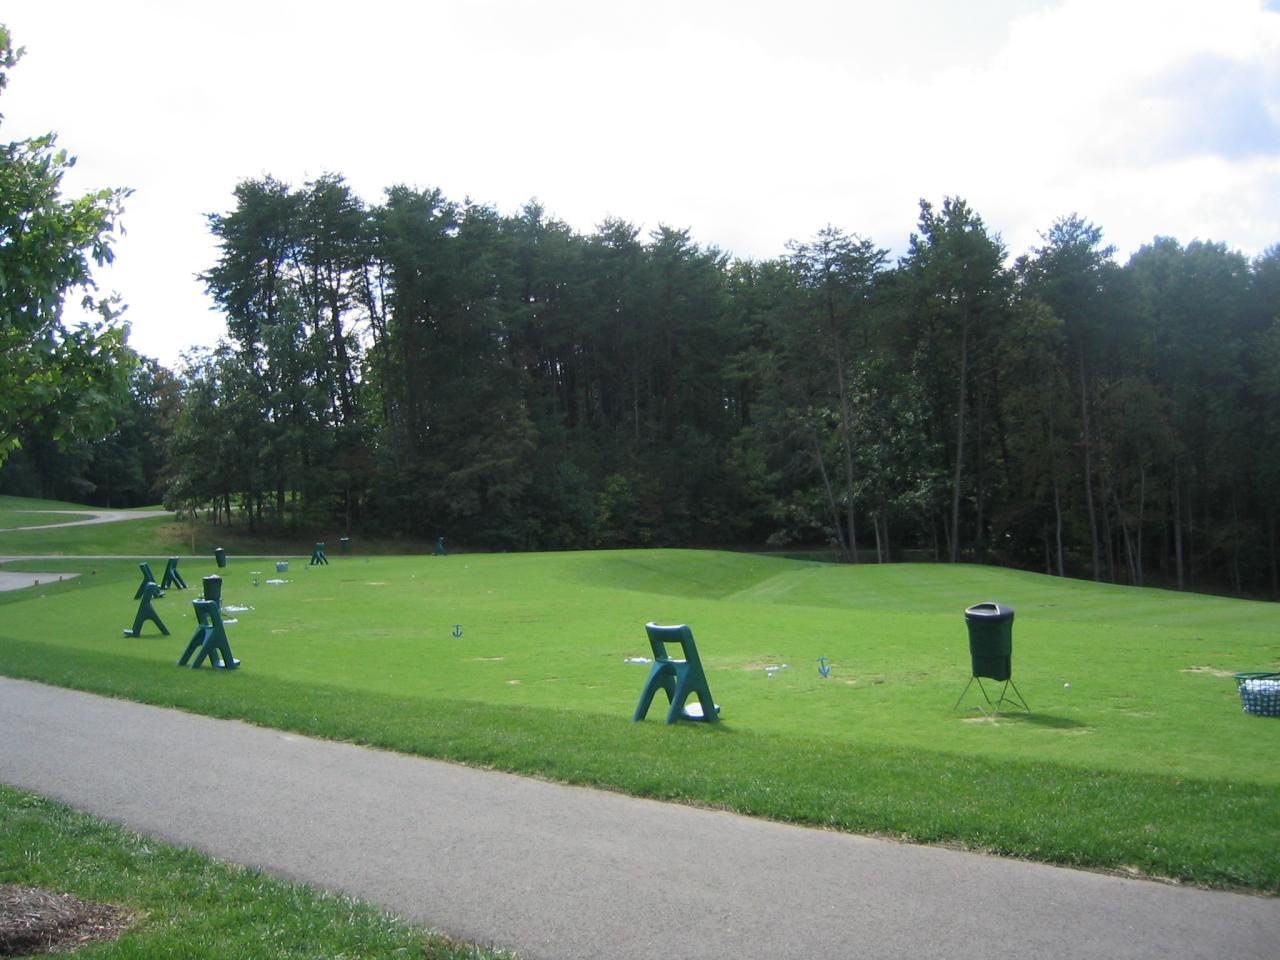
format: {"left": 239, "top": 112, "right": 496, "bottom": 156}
{"left": 2, "top": 677, "right": 1275, "bottom": 960}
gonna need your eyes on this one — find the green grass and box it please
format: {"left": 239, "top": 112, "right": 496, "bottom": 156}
{"left": 0, "top": 785, "right": 510, "bottom": 959}
{"left": 0, "top": 496, "right": 435, "bottom": 557}
{"left": 0, "top": 495, "right": 102, "bottom": 511}
{"left": 0, "top": 511, "right": 85, "bottom": 530}
{"left": 2, "top": 543, "right": 1278, "bottom": 892}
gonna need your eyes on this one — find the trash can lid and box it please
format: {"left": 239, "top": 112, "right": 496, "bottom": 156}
{"left": 964, "top": 601, "right": 1014, "bottom": 620}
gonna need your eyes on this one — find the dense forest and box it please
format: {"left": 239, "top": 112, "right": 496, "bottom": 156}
{"left": 4, "top": 173, "right": 1279, "bottom": 597}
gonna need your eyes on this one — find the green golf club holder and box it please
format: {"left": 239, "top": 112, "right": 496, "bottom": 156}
{"left": 310, "top": 542, "right": 328, "bottom": 566}
{"left": 160, "top": 557, "right": 187, "bottom": 590}
{"left": 434, "top": 536, "right": 447, "bottom": 556}
{"left": 124, "top": 581, "right": 168, "bottom": 637}
{"left": 134, "top": 562, "right": 159, "bottom": 599}
{"left": 633, "top": 622, "right": 720, "bottom": 724}
{"left": 179, "top": 598, "right": 240, "bottom": 669}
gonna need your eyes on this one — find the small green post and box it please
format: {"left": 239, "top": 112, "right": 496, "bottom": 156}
{"left": 123, "top": 581, "right": 169, "bottom": 637}
{"left": 434, "top": 536, "right": 446, "bottom": 556}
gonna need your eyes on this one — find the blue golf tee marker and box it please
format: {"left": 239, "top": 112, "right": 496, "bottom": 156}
{"left": 817, "top": 656, "right": 831, "bottom": 678}
{"left": 452, "top": 624, "right": 463, "bottom": 638}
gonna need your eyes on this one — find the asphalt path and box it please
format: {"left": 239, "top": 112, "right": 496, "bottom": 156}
{"left": 0, "top": 571, "right": 80, "bottom": 591}
{"left": 6, "top": 508, "right": 168, "bottom": 531}
{"left": 0, "top": 509, "right": 173, "bottom": 590}
{"left": 2, "top": 677, "right": 1276, "bottom": 959}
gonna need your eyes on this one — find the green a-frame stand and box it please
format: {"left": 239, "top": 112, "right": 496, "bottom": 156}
{"left": 178, "top": 599, "right": 240, "bottom": 669}
{"left": 160, "top": 557, "right": 188, "bottom": 590}
{"left": 134, "top": 562, "right": 159, "bottom": 599}
{"left": 632, "top": 623, "right": 720, "bottom": 724}
{"left": 124, "top": 581, "right": 168, "bottom": 637}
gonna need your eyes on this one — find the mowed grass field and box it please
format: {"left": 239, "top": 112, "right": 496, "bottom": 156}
{"left": 2, "top": 505, "right": 1279, "bottom": 892}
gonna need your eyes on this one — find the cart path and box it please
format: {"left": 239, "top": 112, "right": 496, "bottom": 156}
{"left": 1, "top": 677, "right": 1275, "bottom": 960}
{"left": 5, "top": 508, "right": 170, "bottom": 531}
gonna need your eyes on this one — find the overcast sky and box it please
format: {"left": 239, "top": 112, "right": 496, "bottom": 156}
{"left": 5, "top": 0, "right": 1279, "bottom": 368}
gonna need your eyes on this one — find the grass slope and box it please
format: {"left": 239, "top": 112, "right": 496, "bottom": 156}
{"left": 0, "top": 785, "right": 509, "bottom": 958}
{"left": 2, "top": 544, "right": 1278, "bottom": 891}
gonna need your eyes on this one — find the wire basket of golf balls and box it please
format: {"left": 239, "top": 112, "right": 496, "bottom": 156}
{"left": 1235, "top": 672, "right": 1280, "bottom": 717}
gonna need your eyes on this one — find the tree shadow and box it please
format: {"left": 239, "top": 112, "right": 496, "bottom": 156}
{"left": 994, "top": 711, "right": 1089, "bottom": 730}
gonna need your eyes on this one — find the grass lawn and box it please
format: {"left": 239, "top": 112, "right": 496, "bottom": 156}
{"left": 0, "top": 785, "right": 509, "bottom": 959}
{"left": 0, "top": 495, "right": 436, "bottom": 557}
{"left": 2, "top": 533, "right": 1278, "bottom": 893}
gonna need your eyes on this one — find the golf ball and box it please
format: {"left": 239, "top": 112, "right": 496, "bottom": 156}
{"left": 1063, "top": 682, "right": 1071, "bottom": 688}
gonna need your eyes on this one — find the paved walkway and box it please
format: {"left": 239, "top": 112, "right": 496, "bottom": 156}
{"left": 5, "top": 508, "right": 169, "bottom": 531}
{"left": 1, "top": 677, "right": 1276, "bottom": 960}
{"left": 0, "top": 509, "right": 173, "bottom": 589}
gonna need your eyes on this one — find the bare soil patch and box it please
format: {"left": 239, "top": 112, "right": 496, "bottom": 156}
{"left": 0, "top": 885, "right": 133, "bottom": 957}
{"left": 1182, "top": 666, "right": 1236, "bottom": 678}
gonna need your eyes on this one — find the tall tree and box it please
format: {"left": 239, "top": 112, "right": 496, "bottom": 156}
{"left": 900, "top": 198, "right": 1009, "bottom": 562}
{"left": 781, "top": 227, "right": 888, "bottom": 560}
{"left": 0, "top": 25, "right": 133, "bottom": 466}
{"left": 1019, "top": 214, "right": 1118, "bottom": 580}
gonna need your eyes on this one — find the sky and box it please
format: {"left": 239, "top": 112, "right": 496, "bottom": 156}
{"left": 5, "top": 0, "right": 1280, "bottom": 369}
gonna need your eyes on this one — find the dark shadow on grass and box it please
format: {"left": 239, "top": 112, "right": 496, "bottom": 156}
{"left": 995, "top": 712, "right": 1089, "bottom": 730}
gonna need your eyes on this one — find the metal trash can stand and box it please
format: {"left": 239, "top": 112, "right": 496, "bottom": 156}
{"left": 954, "top": 601, "right": 1028, "bottom": 715}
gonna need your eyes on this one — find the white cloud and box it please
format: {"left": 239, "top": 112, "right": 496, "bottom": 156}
{"left": 3, "top": 0, "right": 1278, "bottom": 367}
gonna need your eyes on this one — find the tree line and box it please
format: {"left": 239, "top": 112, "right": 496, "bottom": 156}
{"left": 5, "top": 170, "right": 1279, "bottom": 597}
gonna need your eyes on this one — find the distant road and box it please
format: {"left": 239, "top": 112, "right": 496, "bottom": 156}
{"left": 0, "top": 510, "right": 176, "bottom": 585}
{"left": 7, "top": 509, "right": 171, "bottom": 531}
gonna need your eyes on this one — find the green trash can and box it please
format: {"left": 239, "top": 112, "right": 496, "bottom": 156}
{"left": 214, "top": 547, "right": 227, "bottom": 569}
{"left": 339, "top": 536, "right": 350, "bottom": 555}
{"left": 965, "top": 602, "right": 1014, "bottom": 682}
{"left": 202, "top": 575, "right": 223, "bottom": 605}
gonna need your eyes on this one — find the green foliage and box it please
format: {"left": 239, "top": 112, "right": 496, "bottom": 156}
{"left": 176, "top": 166, "right": 1280, "bottom": 595}
{"left": 0, "top": 25, "right": 134, "bottom": 467}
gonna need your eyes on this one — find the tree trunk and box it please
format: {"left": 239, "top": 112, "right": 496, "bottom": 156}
{"left": 1079, "top": 345, "right": 1101, "bottom": 580}
{"left": 810, "top": 430, "right": 851, "bottom": 562}
{"left": 1135, "top": 465, "right": 1146, "bottom": 587}
{"left": 827, "top": 301, "right": 860, "bottom": 563}
{"left": 1052, "top": 472, "right": 1066, "bottom": 577}
{"left": 1173, "top": 459, "right": 1185, "bottom": 590}
{"left": 1269, "top": 502, "right": 1278, "bottom": 599}
{"left": 950, "top": 313, "right": 970, "bottom": 563}
{"left": 1114, "top": 488, "right": 1136, "bottom": 585}
{"left": 1048, "top": 420, "right": 1065, "bottom": 576}
{"left": 975, "top": 384, "right": 986, "bottom": 561}
{"left": 1232, "top": 490, "right": 1243, "bottom": 596}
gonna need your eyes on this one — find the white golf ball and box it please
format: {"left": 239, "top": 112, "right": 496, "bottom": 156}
{"left": 1063, "top": 682, "right": 1071, "bottom": 689}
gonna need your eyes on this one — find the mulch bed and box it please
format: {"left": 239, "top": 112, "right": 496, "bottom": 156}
{"left": 0, "top": 886, "right": 132, "bottom": 957}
